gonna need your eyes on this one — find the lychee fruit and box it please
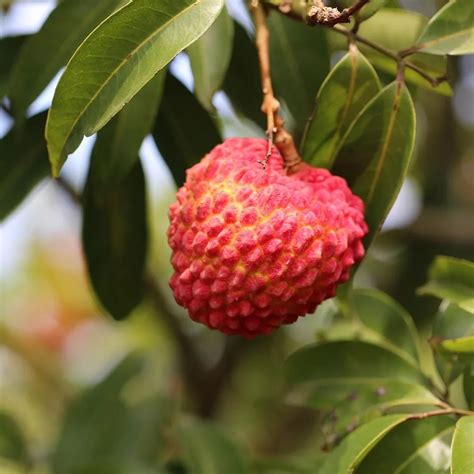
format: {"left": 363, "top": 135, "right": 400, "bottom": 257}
{"left": 167, "top": 138, "right": 367, "bottom": 337}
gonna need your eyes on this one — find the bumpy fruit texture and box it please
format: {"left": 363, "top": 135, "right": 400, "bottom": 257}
{"left": 168, "top": 138, "right": 367, "bottom": 337}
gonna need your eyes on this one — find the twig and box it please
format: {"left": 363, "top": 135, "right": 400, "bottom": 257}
{"left": 331, "top": 26, "right": 449, "bottom": 88}
{"left": 307, "top": 0, "right": 370, "bottom": 26}
{"left": 407, "top": 407, "right": 474, "bottom": 419}
{"left": 251, "top": 1, "right": 303, "bottom": 174}
{"left": 258, "top": 1, "right": 449, "bottom": 89}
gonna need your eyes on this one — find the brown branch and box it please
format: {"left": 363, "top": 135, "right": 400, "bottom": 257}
{"left": 331, "top": 26, "right": 449, "bottom": 88}
{"left": 307, "top": 0, "right": 370, "bottom": 26}
{"left": 251, "top": 1, "right": 303, "bottom": 174}
{"left": 258, "top": 1, "right": 449, "bottom": 89}
{"left": 261, "top": 0, "right": 370, "bottom": 26}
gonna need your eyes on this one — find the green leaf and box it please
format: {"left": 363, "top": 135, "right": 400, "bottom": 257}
{"left": 52, "top": 356, "right": 143, "bottom": 474}
{"left": 0, "top": 35, "right": 27, "bottom": 98}
{"left": 90, "top": 72, "right": 165, "bottom": 182}
{"left": 268, "top": 10, "right": 329, "bottom": 137}
{"left": 332, "top": 81, "right": 416, "bottom": 249}
{"left": 334, "top": 0, "right": 389, "bottom": 22}
{"left": 416, "top": 0, "right": 474, "bottom": 55}
{"left": 82, "top": 156, "right": 148, "bottom": 320}
{"left": 286, "top": 341, "right": 426, "bottom": 387}
{"left": 350, "top": 288, "right": 422, "bottom": 366}
{"left": 53, "top": 366, "right": 172, "bottom": 474}
{"left": 328, "top": 9, "right": 452, "bottom": 96}
{"left": 0, "top": 112, "right": 49, "bottom": 221}
{"left": 153, "top": 74, "right": 221, "bottom": 187}
{"left": 188, "top": 5, "right": 234, "bottom": 110}
{"left": 356, "top": 0, "right": 389, "bottom": 21}
{"left": 178, "top": 417, "right": 249, "bottom": 474}
{"left": 418, "top": 256, "right": 474, "bottom": 314}
{"left": 357, "top": 416, "right": 455, "bottom": 474}
{"left": 434, "top": 304, "right": 474, "bottom": 343}
{"left": 8, "top": 0, "right": 128, "bottom": 119}
{"left": 0, "top": 412, "right": 29, "bottom": 467}
{"left": 319, "top": 414, "right": 411, "bottom": 473}
{"left": 451, "top": 416, "right": 474, "bottom": 474}
{"left": 301, "top": 47, "right": 380, "bottom": 169}
{"left": 46, "top": 0, "right": 224, "bottom": 176}
{"left": 432, "top": 304, "right": 474, "bottom": 383}
{"left": 289, "top": 380, "right": 441, "bottom": 450}
{"left": 442, "top": 337, "right": 474, "bottom": 354}
{"left": 464, "top": 365, "right": 474, "bottom": 410}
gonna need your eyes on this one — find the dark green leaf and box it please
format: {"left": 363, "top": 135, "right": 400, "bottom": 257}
{"left": 301, "top": 47, "right": 381, "bottom": 169}
{"left": 433, "top": 303, "right": 474, "bottom": 345}
{"left": 319, "top": 414, "right": 411, "bottom": 473}
{"left": 46, "top": 0, "right": 224, "bottom": 176}
{"left": 90, "top": 72, "right": 165, "bottom": 182}
{"left": 350, "top": 288, "right": 422, "bottom": 366}
{"left": 464, "top": 365, "right": 474, "bottom": 410}
{"left": 62, "top": 461, "right": 157, "bottom": 474}
{"left": 0, "top": 35, "right": 27, "bottom": 98}
{"left": 357, "top": 416, "right": 455, "bottom": 474}
{"left": 8, "top": 0, "right": 128, "bottom": 119}
{"left": 223, "top": 23, "right": 265, "bottom": 129}
{"left": 418, "top": 256, "right": 474, "bottom": 314}
{"left": 289, "top": 380, "right": 440, "bottom": 450}
{"left": 0, "top": 412, "right": 29, "bottom": 466}
{"left": 332, "top": 81, "right": 416, "bottom": 249}
{"left": 0, "top": 112, "right": 49, "bottom": 221}
{"left": 52, "top": 356, "right": 143, "bottom": 474}
{"left": 153, "top": 74, "right": 221, "bottom": 187}
{"left": 451, "top": 416, "right": 474, "bottom": 474}
{"left": 268, "top": 11, "right": 329, "bottom": 137}
{"left": 82, "top": 155, "right": 148, "bottom": 319}
{"left": 178, "top": 417, "right": 249, "bottom": 474}
{"left": 188, "top": 6, "right": 234, "bottom": 110}
{"left": 286, "top": 341, "right": 426, "bottom": 387}
{"left": 416, "top": 0, "right": 474, "bottom": 55}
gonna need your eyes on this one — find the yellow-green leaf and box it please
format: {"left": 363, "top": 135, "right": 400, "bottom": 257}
{"left": 416, "top": 0, "right": 474, "bottom": 55}
{"left": 451, "top": 416, "right": 474, "bottom": 474}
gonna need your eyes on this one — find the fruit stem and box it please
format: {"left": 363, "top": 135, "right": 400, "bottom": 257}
{"left": 251, "top": 0, "right": 303, "bottom": 175}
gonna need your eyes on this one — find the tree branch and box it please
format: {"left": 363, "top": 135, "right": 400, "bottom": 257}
{"left": 261, "top": 0, "right": 370, "bottom": 26}
{"left": 251, "top": 1, "right": 303, "bottom": 174}
{"left": 307, "top": 0, "right": 370, "bottom": 26}
{"left": 257, "top": 1, "right": 449, "bottom": 89}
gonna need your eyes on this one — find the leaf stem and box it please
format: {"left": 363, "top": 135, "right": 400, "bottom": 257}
{"left": 408, "top": 406, "right": 474, "bottom": 419}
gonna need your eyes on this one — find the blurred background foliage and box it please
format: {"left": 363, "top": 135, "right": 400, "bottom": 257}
{"left": 0, "top": 0, "right": 473, "bottom": 473}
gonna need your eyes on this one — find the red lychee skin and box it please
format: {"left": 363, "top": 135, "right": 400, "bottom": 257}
{"left": 167, "top": 138, "right": 368, "bottom": 337}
